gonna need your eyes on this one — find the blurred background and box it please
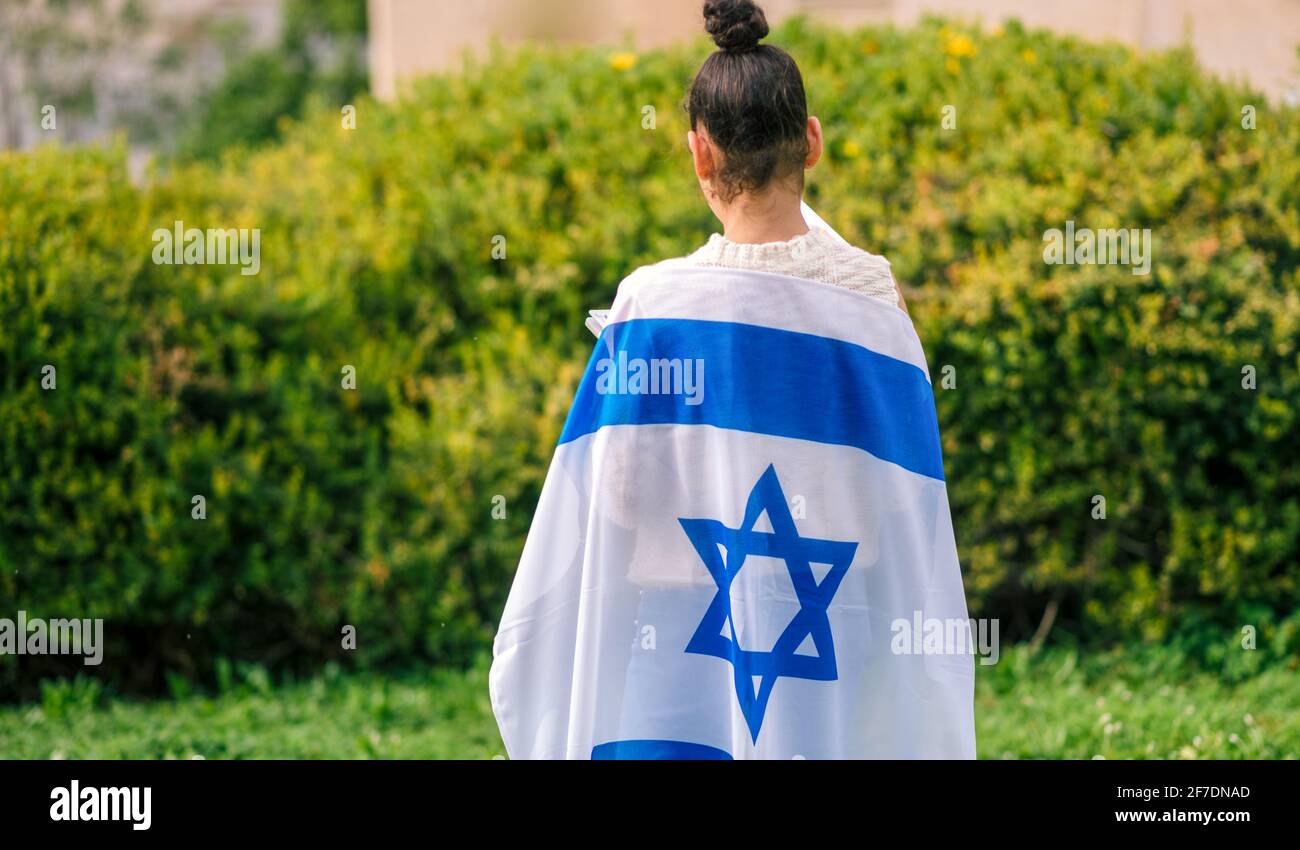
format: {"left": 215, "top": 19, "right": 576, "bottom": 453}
{"left": 5, "top": 1, "right": 1299, "bottom": 159}
{"left": 1, "top": 0, "right": 1298, "bottom": 758}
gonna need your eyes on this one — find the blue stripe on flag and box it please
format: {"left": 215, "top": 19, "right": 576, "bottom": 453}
{"left": 591, "top": 739, "right": 734, "bottom": 760}
{"left": 558, "top": 318, "right": 945, "bottom": 481}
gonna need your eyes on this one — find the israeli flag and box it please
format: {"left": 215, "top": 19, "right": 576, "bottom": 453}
{"left": 490, "top": 220, "right": 975, "bottom": 759}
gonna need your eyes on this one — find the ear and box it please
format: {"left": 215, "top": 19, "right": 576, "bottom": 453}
{"left": 688, "top": 127, "right": 716, "bottom": 181}
{"left": 805, "top": 116, "right": 823, "bottom": 169}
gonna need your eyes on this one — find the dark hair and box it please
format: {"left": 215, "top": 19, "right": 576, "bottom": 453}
{"left": 688, "top": 0, "right": 809, "bottom": 202}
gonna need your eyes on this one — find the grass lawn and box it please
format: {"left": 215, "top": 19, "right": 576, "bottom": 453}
{"left": 2, "top": 644, "right": 1296, "bottom": 759}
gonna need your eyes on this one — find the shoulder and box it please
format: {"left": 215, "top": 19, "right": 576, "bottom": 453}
{"left": 622, "top": 256, "right": 695, "bottom": 284}
{"left": 611, "top": 257, "right": 689, "bottom": 302}
{"left": 806, "top": 229, "right": 898, "bottom": 300}
{"left": 811, "top": 227, "right": 892, "bottom": 270}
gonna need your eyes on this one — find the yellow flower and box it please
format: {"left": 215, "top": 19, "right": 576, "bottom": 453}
{"left": 609, "top": 52, "right": 637, "bottom": 72}
{"left": 945, "top": 57, "right": 960, "bottom": 75}
{"left": 841, "top": 140, "right": 862, "bottom": 159}
{"left": 1021, "top": 48, "right": 1037, "bottom": 64}
{"left": 943, "top": 33, "right": 977, "bottom": 58}
{"left": 861, "top": 39, "right": 880, "bottom": 55}
{"left": 365, "top": 559, "right": 391, "bottom": 586}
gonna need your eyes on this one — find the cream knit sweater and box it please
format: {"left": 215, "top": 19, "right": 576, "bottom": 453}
{"left": 676, "top": 225, "right": 900, "bottom": 306}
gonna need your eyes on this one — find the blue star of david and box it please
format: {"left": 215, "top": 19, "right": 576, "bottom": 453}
{"left": 678, "top": 464, "right": 858, "bottom": 743}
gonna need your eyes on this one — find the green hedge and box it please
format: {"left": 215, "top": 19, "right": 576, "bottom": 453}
{"left": 2, "top": 18, "right": 1298, "bottom": 696}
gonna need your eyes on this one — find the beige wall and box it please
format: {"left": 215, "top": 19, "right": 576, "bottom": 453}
{"left": 369, "top": 0, "right": 707, "bottom": 99}
{"left": 886, "top": 0, "right": 1300, "bottom": 100}
{"left": 369, "top": 0, "right": 1300, "bottom": 102}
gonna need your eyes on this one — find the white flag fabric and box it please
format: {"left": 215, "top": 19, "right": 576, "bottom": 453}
{"left": 489, "top": 257, "right": 975, "bottom": 759}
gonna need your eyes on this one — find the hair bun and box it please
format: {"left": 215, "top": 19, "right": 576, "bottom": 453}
{"left": 704, "top": 0, "right": 769, "bottom": 53}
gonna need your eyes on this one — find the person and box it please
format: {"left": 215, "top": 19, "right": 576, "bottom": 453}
{"left": 489, "top": 0, "right": 973, "bottom": 760}
{"left": 667, "top": 0, "right": 908, "bottom": 313}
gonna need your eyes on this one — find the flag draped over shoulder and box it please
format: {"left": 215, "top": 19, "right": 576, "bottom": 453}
{"left": 489, "top": 258, "right": 975, "bottom": 760}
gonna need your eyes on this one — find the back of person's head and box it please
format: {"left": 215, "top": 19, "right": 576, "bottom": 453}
{"left": 687, "top": 0, "right": 810, "bottom": 203}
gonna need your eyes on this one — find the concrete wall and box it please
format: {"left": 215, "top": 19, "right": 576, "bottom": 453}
{"left": 368, "top": 0, "right": 1300, "bottom": 103}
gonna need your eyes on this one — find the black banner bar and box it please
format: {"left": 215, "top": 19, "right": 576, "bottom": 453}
{"left": 0, "top": 759, "right": 1289, "bottom": 837}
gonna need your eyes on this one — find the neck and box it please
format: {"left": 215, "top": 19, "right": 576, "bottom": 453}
{"left": 716, "top": 189, "right": 808, "bottom": 244}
